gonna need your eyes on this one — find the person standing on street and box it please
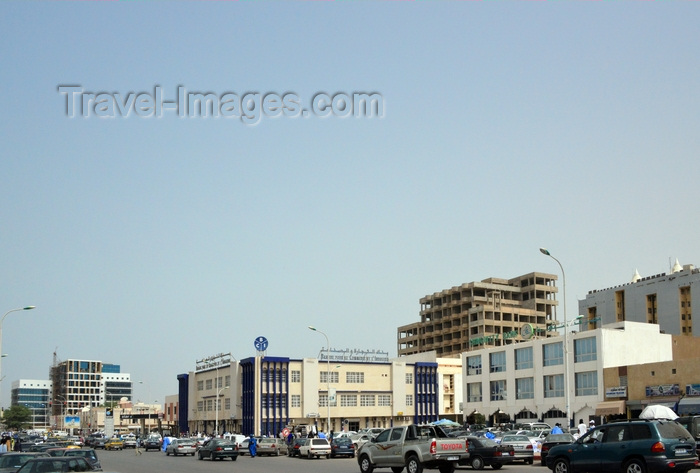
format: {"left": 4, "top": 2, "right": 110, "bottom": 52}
{"left": 249, "top": 436, "right": 257, "bottom": 458}
{"left": 578, "top": 419, "right": 587, "bottom": 437}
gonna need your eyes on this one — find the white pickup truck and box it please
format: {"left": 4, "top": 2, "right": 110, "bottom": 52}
{"left": 357, "top": 424, "right": 469, "bottom": 473}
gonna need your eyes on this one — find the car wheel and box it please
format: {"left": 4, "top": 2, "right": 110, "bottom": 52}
{"left": 191, "top": 452, "right": 195, "bottom": 456}
{"left": 406, "top": 455, "right": 424, "bottom": 473}
{"left": 166, "top": 451, "right": 170, "bottom": 456}
{"left": 527, "top": 458, "right": 534, "bottom": 465}
{"left": 553, "top": 458, "right": 570, "bottom": 473}
{"left": 624, "top": 459, "right": 647, "bottom": 473}
{"left": 308, "top": 450, "right": 313, "bottom": 459}
{"left": 198, "top": 452, "right": 204, "bottom": 460}
{"left": 471, "top": 455, "right": 485, "bottom": 470}
{"left": 491, "top": 464, "right": 502, "bottom": 470}
{"left": 326, "top": 454, "right": 330, "bottom": 459}
{"left": 360, "top": 454, "right": 375, "bottom": 473}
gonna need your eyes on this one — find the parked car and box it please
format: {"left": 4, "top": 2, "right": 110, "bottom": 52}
{"left": 238, "top": 438, "right": 249, "bottom": 456}
{"left": 121, "top": 436, "right": 136, "bottom": 449}
{"left": 298, "top": 438, "right": 331, "bottom": 459}
{"left": 330, "top": 437, "right": 355, "bottom": 458}
{"left": 197, "top": 439, "right": 238, "bottom": 461}
{"left": 460, "top": 436, "right": 513, "bottom": 470}
{"left": 287, "top": 438, "right": 305, "bottom": 457}
{"left": 256, "top": 438, "right": 281, "bottom": 456}
{"left": 349, "top": 433, "right": 372, "bottom": 451}
{"left": 499, "top": 435, "right": 533, "bottom": 464}
{"left": 61, "top": 449, "right": 101, "bottom": 472}
{"left": 0, "top": 453, "right": 50, "bottom": 473}
{"left": 545, "top": 419, "right": 699, "bottom": 473}
{"left": 91, "top": 438, "right": 107, "bottom": 450}
{"left": 540, "top": 433, "right": 576, "bottom": 466}
{"left": 15, "top": 457, "right": 94, "bottom": 473}
{"left": 104, "top": 438, "right": 124, "bottom": 451}
{"left": 143, "top": 437, "right": 161, "bottom": 452}
{"left": 165, "top": 439, "right": 196, "bottom": 456}
{"left": 676, "top": 415, "right": 700, "bottom": 456}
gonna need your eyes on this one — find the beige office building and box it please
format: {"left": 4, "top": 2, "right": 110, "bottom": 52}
{"left": 398, "top": 272, "right": 560, "bottom": 357}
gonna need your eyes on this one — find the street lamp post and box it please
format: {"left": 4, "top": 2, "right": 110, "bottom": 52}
{"left": 0, "top": 306, "right": 35, "bottom": 410}
{"left": 539, "top": 247, "right": 571, "bottom": 428}
{"left": 215, "top": 385, "right": 229, "bottom": 437}
{"left": 308, "top": 326, "right": 331, "bottom": 434}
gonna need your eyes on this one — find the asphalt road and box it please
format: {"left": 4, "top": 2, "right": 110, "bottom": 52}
{"left": 96, "top": 448, "right": 550, "bottom": 473}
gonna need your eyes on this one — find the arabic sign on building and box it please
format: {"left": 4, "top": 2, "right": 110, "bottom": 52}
{"left": 318, "top": 348, "right": 389, "bottom": 363}
{"left": 686, "top": 384, "right": 700, "bottom": 396}
{"left": 645, "top": 384, "right": 680, "bottom": 397}
{"left": 606, "top": 386, "right": 627, "bottom": 398}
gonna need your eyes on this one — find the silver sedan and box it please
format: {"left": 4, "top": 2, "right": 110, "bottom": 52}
{"left": 499, "top": 435, "right": 534, "bottom": 464}
{"left": 165, "top": 439, "right": 197, "bottom": 456}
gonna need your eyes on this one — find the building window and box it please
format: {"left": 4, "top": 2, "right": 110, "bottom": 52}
{"left": 225, "top": 375, "right": 231, "bottom": 387}
{"left": 340, "top": 394, "right": 357, "bottom": 407}
{"left": 378, "top": 395, "right": 391, "bottom": 406}
{"left": 575, "top": 371, "right": 598, "bottom": 396}
{"left": 206, "top": 399, "right": 213, "bottom": 411}
{"left": 224, "top": 398, "right": 231, "bottom": 410}
{"left": 360, "top": 395, "right": 375, "bottom": 407}
{"left": 197, "top": 381, "right": 204, "bottom": 391}
{"left": 205, "top": 379, "right": 213, "bottom": 390}
{"left": 543, "top": 342, "right": 563, "bottom": 366}
{"left": 346, "top": 372, "right": 365, "bottom": 383}
{"left": 467, "top": 383, "right": 482, "bottom": 402}
{"left": 197, "top": 401, "right": 203, "bottom": 412}
{"left": 544, "top": 374, "right": 564, "bottom": 398}
{"left": 490, "top": 380, "right": 506, "bottom": 401}
{"left": 320, "top": 372, "right": 339, "bottom": 384}
{"left": 489, "top": 352, "right": 506, "bottom": 373}
{"left": 291, "top": 394, "right": 301, "bottom": 407}
{"left": 574, "top": 337, "right": 597, "bottom": 363}
{"left": 515, "top": 347, "right": 533, "bottom": 370}
{"left": 291, "top": 370, "right": 301, "bottom": 383}
{"left": 319, "top": 395, "right": 328, "bottom": 407}
{"left": 516, "top": 378, "right": 534, "bottom": 399}
{"left": 406, "top": 373, "right": 413, "bottom": 384}
{"left": 467, "top": 355, "right": 482, "bottom": 376}
{"left": 406, "top": 394, "right": 413, "bottom": 406}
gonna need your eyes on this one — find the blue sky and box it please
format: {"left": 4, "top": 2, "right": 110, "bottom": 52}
{"left": 1, "top": 2, "right": 699, "bottom": 408}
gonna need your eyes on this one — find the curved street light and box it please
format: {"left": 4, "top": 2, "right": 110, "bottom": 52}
{"left": 308, "top": 326, "right": 331, "bottom": 435}
{"left": 0, "top": 306, "right": 36, "bottom": 410}
{"left": 539, "top": 247, "right": 571, "bottom": 428}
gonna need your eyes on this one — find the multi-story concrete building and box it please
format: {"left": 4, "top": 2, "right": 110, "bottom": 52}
{"left": 398, "top": 272, "right": 560, "bottom": 357}
{"left": 10, "top": 379, "right": 52, "bottom": 429}
{"left": 176, "top": 352, "right": 461, "bottom": 437}
{"left": 49, "top": 359, "right": 132, "bottom": 417}
{"left": 579, "top": 259, "right": 698, "bottom": 335}
{"left": 461, "top": 321, "right": 675, "bottom": 428}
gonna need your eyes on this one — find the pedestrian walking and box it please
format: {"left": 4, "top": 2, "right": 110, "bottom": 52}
{"left": 248, "top": 436, "right": 257, "bottom": 458}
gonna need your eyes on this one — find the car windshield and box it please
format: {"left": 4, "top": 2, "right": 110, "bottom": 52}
{"left": 657, "top": 421, "right": 693, "bottom": 441}
{"left": 475, "top": 438, "right": 499, "bottom": 447}
{"left": 545, "top": 434, "right": 575, "bottom": 442}
{"left": 503, "top": 435, "right": 529, "bottom": 442}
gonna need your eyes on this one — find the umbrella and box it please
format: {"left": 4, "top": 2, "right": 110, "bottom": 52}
{"left": 639, "top": 404, "right": 678, "bottom": 420}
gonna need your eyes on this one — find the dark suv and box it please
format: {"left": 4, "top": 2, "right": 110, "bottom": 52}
{"left": 545, "top": 419, "right": 698, "bottom": 473}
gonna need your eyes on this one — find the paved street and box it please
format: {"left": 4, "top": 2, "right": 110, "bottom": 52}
{"left": 96, "top": 448, "right": 549, "bottom": 473}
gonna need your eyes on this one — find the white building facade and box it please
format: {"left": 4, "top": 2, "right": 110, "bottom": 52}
{"left": 461, "top": 321, "right": 673, "bottom": 428}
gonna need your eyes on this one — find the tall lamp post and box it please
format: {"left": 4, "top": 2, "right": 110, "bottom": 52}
{"left": 308, "top": 326, "right": 331, "bottom": 434}
{"left": 215, "top": 385, "right": 229, "bottom": 436}
{"left": 0, "top": 306, "right": 36, "bottom": 410}
{"left": 539, "top": 247, "right": 571, "bottom": 428}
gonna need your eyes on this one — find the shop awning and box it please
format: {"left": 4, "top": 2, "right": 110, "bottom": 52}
{"left": 677, "top": 398, "right": 700, "bottom": 415}
{"left": 595, "top": 400, "right": 626, "bottom": 416}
